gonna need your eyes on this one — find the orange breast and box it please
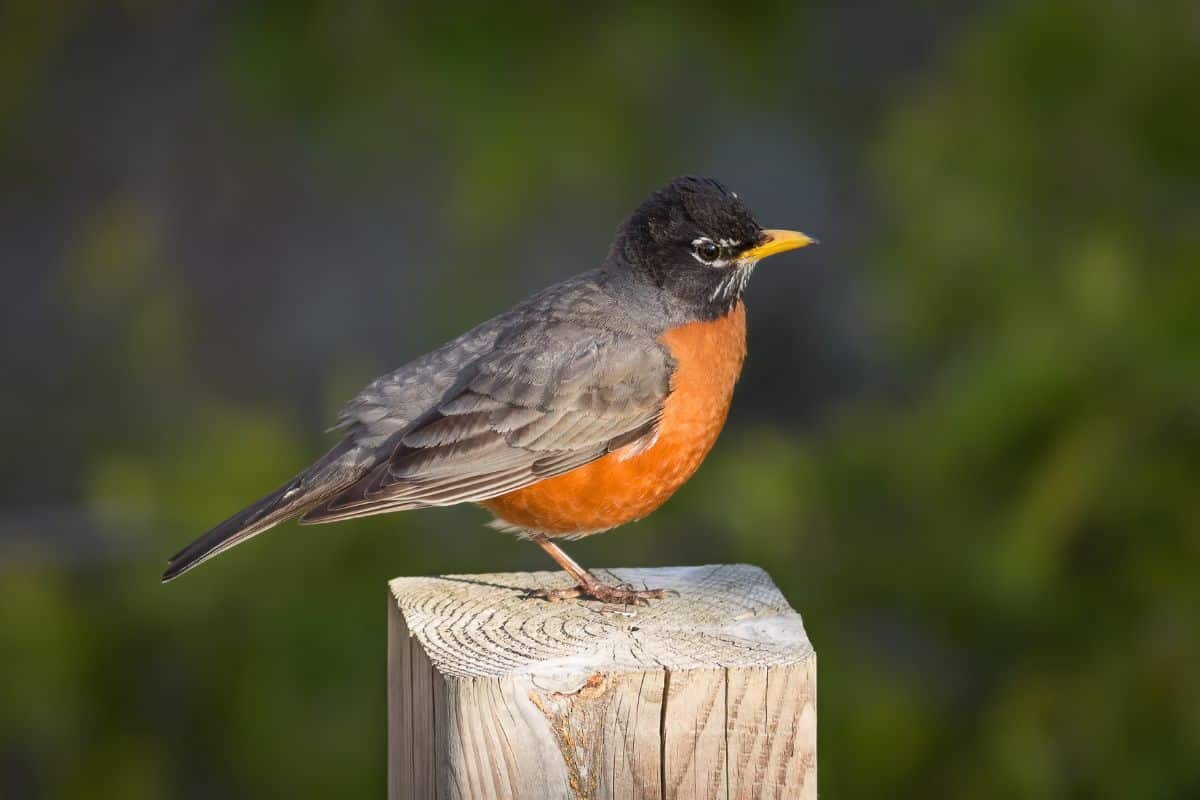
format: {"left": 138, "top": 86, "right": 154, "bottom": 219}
{"left": 481, "top": 302, "right": 747, "bottom": 537}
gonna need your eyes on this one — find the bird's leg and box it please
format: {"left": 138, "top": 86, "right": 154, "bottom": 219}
{"left": 528, "top": 534, "right": 668, "bottom": 605}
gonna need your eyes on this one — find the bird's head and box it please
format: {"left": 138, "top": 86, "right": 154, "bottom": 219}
{"left": 611, "top": 176, "right": 815, "bottom": 317}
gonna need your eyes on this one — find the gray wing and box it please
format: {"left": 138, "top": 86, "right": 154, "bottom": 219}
{"left": 301, "top": 318, "right": 673, "bottom": 523}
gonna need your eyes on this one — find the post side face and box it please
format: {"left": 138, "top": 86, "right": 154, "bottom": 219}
{"left": 723, "top": 661, "right": 817, "bottom": 800}
{"left": 388, "top": 565, "right": 816, "bottom": 799}
{"left": 421, "top": 660, "right": 817, "bottom": 800}
{"left": 387, "top": 599, "right": 413, "bottom": 800}
{"left": 436, "top": 674, "right": 575, "bottom": 799}
{"left": 388, "top": 602, "right": 439, "bottom": 800}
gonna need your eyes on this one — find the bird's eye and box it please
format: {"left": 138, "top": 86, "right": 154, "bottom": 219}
{"left": 693, "top": 238, "right": 721, "bottom": 263}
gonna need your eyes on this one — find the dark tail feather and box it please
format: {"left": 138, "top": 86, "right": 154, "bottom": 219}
{"left": 161, "top": 483, "right": 302, "bottom": 582}
{"left": 161, "top": 444, "right": 359, "bottom": 582}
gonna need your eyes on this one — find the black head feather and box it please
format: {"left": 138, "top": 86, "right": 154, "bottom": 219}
{"left": 611, "top": 176, "right": 766, "bottom": 317}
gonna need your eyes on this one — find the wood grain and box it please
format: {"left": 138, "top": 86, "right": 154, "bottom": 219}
{"left": 387, "top": 564, "right": 815, "bottom": 799}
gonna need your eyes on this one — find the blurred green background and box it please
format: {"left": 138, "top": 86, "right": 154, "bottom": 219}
{"left": 2, "top": 1, "right": 1198, "bottom": 797}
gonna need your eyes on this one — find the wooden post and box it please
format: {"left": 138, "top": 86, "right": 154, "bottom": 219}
{"left": 388, "top": 564, "right": 816, "bottom": 800}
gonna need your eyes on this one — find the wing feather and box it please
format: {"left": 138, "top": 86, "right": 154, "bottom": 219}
{"left": 302, "top": 325, "right": 671, "bottom": 524}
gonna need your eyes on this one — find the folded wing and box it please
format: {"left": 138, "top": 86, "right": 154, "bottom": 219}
{"left": 301, "top": 323, "right": 672, "bottom": 523}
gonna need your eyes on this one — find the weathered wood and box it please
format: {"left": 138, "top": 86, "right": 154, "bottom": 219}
{"left": 388, "top": 564, "right": 816, "bottom": 800}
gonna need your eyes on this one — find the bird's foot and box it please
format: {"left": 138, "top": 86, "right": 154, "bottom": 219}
{"left": 530, "top": 581, "right": 670, "bottom": 606}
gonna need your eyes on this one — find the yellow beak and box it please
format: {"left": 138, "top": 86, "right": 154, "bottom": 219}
{"left": 739, "top": 229, "right": 817, "bottom": 261}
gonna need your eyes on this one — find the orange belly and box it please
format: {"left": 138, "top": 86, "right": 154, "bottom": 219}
{"left": 481, "top": 303, "right": 746, "bottom": 536}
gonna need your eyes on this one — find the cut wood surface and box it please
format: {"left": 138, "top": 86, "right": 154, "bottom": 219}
{"left": 388, "top": 564, "right": 816, "bottom": 800}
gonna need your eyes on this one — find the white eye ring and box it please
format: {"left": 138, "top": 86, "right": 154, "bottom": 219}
{"left": 691, "top": 237, "right": 722, "bottom": 265}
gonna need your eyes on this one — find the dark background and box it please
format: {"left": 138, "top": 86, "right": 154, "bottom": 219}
{"left": 3, "top": 2, "right": 1198, "bottom": 797}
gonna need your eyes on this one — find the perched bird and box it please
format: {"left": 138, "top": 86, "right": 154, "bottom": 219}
{"left": 163, "top": 176, "right": 815, "bottom": 603}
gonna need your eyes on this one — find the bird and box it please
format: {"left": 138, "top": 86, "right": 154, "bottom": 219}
{"left": 162, "top": 176, "right": 815, "bottom": 603}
